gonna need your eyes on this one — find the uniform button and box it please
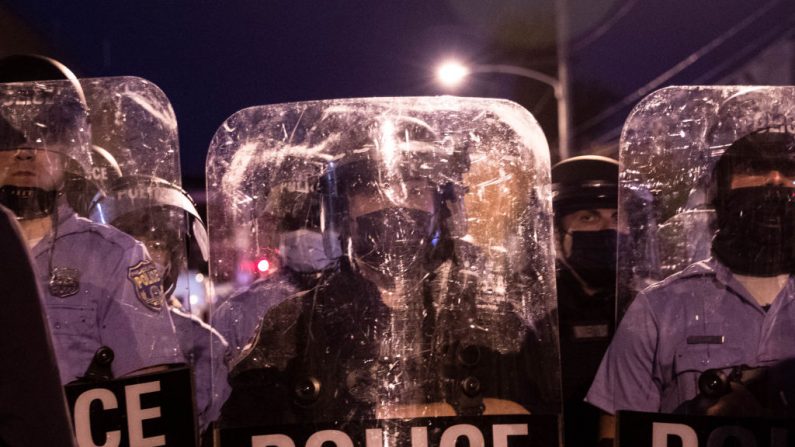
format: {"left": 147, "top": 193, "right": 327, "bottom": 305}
{"left": 54, "top": 323, "right": 61, "bottom": 329}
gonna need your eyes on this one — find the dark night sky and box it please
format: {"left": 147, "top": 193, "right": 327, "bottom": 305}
{"left": 2, "top": 0, "right": 793, "bottom": 183}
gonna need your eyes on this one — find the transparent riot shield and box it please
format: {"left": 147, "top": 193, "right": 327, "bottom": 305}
{"left": 617, "top": 86, "right": 795, "bottom": 312}
{"left": 83, "top": 76, "right": 181, "bottom": 183}
{"left": 207, "top": 97, "right": 561, "bottom": 445}
{"left": 607, "top": 86, "right": 795, "bottom": 444}
{"left": 0, "top": 79, "right": 193, "bottom": 443}
{"left": 82, "top": 76, "right": 210, "bottom": 314}
{"left": 79, "top": 76, "right": 223, "bottom": 437}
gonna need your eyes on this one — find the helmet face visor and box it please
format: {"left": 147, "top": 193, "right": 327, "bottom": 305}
{"left": 0, "top": 80, "right": 93, "bottom": 218}
{"left": 0, "top": 81, "right": 91, "bottom": 174}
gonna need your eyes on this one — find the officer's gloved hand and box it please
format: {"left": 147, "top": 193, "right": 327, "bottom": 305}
{"left": 675, "top": 366, "right": 768, "bottom": 417}
{"left": 704, "top": 381, "right": 765, "bottom": 417}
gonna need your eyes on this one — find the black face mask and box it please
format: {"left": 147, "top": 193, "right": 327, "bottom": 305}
{"left": 0, "top": 185, "right": 57, "bottom": 219}
{"left": 565, "top": 229, "right": 618, "bottom": 289}
{"left": 713, "top": 186, "right": 795, "bottom": 276}
{"left": 352, "top": 207, "right": 435, "bottom": 280}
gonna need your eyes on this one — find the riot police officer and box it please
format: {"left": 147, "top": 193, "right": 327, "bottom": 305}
{"left": 0, "top": 81, "right": 182, "bottom": 384}
{"left": 551, "top": 155, "right": 619, "bottom": 446}
{"left": 587, "top": 130, "right": 795, "bottom": 440}
{"left": 215, "top": 160, "right": 390, "bottom": 428}
{"left": 218, "top": 118, "right": 553, "bottom": 428}
{"left": 331, "top": 155, "right": 548, "bottom": 419}
{"left": 89, "top": 174, "right": 230, "bottom": 433}
{"left": 212, "top": 180, "right": 336, "bottom": 363}
{"left": 208, "top": 98, "right": 562, "bottom": 445}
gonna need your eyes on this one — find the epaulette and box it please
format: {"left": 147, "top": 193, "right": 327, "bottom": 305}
{"left": 58, "top": 213, "right": 142, "bottom": 253}
{"left": 641, "top": 259, "right": 717, "bottom": 294}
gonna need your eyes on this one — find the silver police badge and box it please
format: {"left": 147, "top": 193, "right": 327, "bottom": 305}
{"left": 48, "top": 267, "right": 81, "bottom": 298}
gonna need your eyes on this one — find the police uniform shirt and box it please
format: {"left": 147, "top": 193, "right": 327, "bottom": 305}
{"left": 586, "top": 258, "right": 795, "bottom": 414}
{"left": 212, "top": 272, "right": 299, "bottom": 364}
{"left": 171, "top": 307, "right": 231, "bottom": 432}
{"left": 31, "top": 205, "right": 183, "bottom": 383}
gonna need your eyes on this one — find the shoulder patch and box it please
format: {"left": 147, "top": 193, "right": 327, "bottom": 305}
{"left": 127, "top": 260, "right": 164, "bottom": 311}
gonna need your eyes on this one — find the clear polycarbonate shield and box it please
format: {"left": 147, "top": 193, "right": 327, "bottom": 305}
{"left": 82, "top": 76, "right": 213, "bottom": 433}
{"left": 207, "top": 97, "right": 561, "bottom": 444}
{"left": 79, "top": 76, "right": 222, "bottom": 434}
{"left": 81, "top": 76, "right": 207, "bottom": 311}
{"left": 617, "top": 86, "right": 795, "bottom": 313}
{"left": 0, "top": 80, "right": 94, "bottom": 219}
{"left": 82, "top": 76, "right": 181, "bottom": 184}
{"left": 610, "top": 86, "right": 795, "bottom": 437}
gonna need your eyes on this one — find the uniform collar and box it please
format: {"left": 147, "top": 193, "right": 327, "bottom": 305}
{"left": 30, "top": 204, "right": 79, "bottom": 258}
{"left": 55, "top": 202, "right": 76, "bottom": 227}
{"left": 704, "top": 257, "right": 795, "bottom": 311}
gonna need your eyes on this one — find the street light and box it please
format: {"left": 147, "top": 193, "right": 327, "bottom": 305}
{"left": 435, "top": 60, "right": 571, "bottom": 159}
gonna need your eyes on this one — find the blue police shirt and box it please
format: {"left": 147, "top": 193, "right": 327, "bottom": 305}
{"left": 171, "top": 307, "right": 230, "bottom": 432}
{"left": 586, "top": 257, "right": 795, "bottom": 414}
{"left": 212, "top": 273, "right": 300, "bottom": 365}
{"left": 31, "top": 206, "right": 183, "bottom": 383}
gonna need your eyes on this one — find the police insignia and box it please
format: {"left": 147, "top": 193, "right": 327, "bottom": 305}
{"left": 49, "top": 267, "right": 81, "bottom": 298}
{"left": 127, "top": 260, "right": 164, "bottom": 311}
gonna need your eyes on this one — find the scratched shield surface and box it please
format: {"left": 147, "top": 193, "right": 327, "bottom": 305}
{"left": 206, "top": 96, "right": 562, "bottom": 442}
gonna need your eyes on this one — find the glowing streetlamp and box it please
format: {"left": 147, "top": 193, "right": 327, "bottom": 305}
{"left": 435, "top": 60, "right": 571, "bottom": 159}
{"left": 436, "top": 61, "right": 471, "bottom": 88}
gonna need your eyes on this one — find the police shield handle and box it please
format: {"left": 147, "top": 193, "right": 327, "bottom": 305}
{"left": 375, "top": 398, "right": 530, "bottom": 419}
{"left": 704, "top": 381, "right": 765, "bottom": 417}
{"left": 251, "top": 424, "right": 530, "bottom": 447}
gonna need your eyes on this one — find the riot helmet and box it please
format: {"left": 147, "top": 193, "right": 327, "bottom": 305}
{"left": 551, "top": 155, "right": 619, "bottom": 289}
{"left": 88, "top": 175, "right": 208, "bottom": 296}
{"left": 260, "top": 173, "right": 341, "bottom": 276}
{"left": 551, "top": 155, "right": 618, "bottom": 217}
{"left": 709, "top": 131, "right": 795, "bottom": 276}
{"left": 0, "top": 56, "right": 106, "bottom": 219}
{"left": 0, "top": 82, "right": 93, "bottom": 220}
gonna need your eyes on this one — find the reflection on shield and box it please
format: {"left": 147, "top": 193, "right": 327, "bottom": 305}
{"left": 618, "top": 86, "right": 795, "bottom": 317}
{"left": 207, "top": 97, "right": 561, "bottom": 441}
